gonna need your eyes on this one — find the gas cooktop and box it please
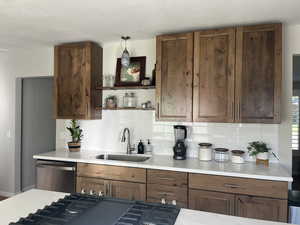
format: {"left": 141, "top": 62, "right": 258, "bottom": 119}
{"left": 10, "top": 193, "right": 180, "bottom": 225}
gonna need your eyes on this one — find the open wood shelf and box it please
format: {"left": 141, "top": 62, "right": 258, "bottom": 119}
{"left": 96, "top": 85, "right": 155, "bottom": 90}
{"left": 95, "top": 107, "right": 155, "bottom": 111}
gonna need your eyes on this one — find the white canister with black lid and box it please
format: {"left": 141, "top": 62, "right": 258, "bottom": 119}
{"left": 198, "top": 143, "right": 213, "bottom": 161}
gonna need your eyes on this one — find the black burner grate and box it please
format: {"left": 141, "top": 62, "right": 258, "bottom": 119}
{"left": 10, "top": 193, "right": 180, "bottom": 225}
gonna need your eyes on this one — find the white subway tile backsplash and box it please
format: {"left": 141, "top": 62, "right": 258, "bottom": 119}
{"left": 56, "top": 111, "right": 279, "bottom": 161}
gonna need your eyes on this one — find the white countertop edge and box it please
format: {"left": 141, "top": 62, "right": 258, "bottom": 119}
{"left": 33, "top": 155, "right": 293, "bottom": 182}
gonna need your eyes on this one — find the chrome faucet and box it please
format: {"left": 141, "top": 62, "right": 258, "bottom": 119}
{"left": 121, "top": 128, "right": 134, "bottom": 154}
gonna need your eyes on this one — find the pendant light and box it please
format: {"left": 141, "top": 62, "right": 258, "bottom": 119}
{"left": 121, "top": 36, "right": 130, "bottom": 67}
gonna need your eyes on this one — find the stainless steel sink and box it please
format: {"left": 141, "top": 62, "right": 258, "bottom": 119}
{"left": 96, "top": 154, "right": 150, "bottom": 162}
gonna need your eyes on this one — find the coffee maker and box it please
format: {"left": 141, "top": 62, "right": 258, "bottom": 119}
{"left": 173, "top": 125, "right": 187, "bottom": 160}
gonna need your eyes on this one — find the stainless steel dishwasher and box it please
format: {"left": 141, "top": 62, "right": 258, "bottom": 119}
{"left": 36, "top": 160, "right": 76, "bottom": 193}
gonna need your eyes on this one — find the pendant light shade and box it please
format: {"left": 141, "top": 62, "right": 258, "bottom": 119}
{"left": 121, "top": 36, "right": 130, "bottom": 67}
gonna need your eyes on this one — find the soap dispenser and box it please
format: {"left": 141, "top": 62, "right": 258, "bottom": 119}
{"left": 137, "top": 140, "right": 145, "bottom": 154}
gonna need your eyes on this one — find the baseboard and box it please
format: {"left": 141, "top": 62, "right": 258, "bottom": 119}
{"left": 21, "top": 185, "right": 35, "bottom": 192}
{"left": 0, "top": 190, "right": 15, "bottom": 197}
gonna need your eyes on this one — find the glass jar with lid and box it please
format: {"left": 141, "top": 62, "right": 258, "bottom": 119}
{"left": 214, "top": 148, "right": 229, "bottom": 162}
{"left": 123, "top": 92, "right": 137, "bottom": 108}
{"left": 231, "top": 150, "right": 245, "bottom": 164}
{"left": 198, "top": 143, "right": 213, "bottom": 161}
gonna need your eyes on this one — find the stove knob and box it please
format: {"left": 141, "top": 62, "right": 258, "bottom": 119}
{"left": 161, "top": 198, "right": 166, "bottom": 204}
{"left": 89, "top": 190, "right": 94, "bottom": 195}
{"left": 98, "top": 191, "right": 103, "bottom": 196}
{"left": 172, "top": 200, "right": 177, "bottom": 205}
{"left": 81, "top": 189, "right": 85, "bottom": 194}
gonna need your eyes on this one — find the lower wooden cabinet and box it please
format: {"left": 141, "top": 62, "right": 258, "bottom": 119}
{"left": 76, "top": 177, "right": 107, "bottom": 195}
{"left": 76, "top": 176, "right": 146, "bottom": 201}
{"left": 147, "top": 184, "right": 187, "bottom": 208}
{"left": 235, "top": 195, "right": 288, "bottom": 222}
{"left": 111, "top": 180, "right": 146, "bottom": 201}
{"left": 189, "top": 189, "right": 235, "bottom": 215}
{"left": 76, "top": 164, "right": 288, "bottom": 222}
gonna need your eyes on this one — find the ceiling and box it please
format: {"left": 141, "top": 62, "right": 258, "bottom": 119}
{"left": 1, "top": 0, "right": 300, "bottom": 48}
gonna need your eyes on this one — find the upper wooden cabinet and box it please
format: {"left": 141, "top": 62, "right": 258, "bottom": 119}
{"left": 235, "top": 24, "right": 282, "bottom": 123}
{"left": 156, "top": 23, "right": 282, "bottom": 123}
{"left": 193, "top": 28, "right": 235, "bottom": 122}
{"left": 156, "top": 32, "right": 193, "bottom": 121}
{"left": 54, "top": 41, "right": 102, "bottom": 120}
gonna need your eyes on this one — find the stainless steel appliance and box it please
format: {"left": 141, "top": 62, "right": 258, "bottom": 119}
{"left": 36, "top": 160, "right": 76, "bottom": 193}
{"left": 173, "top": 125, "right": 187, "bottom": 160}
{"left": 10, "top": 193, "right": 180, "bottom": 225}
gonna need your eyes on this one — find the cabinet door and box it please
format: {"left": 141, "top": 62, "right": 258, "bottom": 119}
{"left": 147, "top": 184, "right": 187, "bottom": 208}
{"left": 156, "top": 32, "right": 193, "bottom": 121}
{"left": 189, "top": 189, "right": 235, "bottom": 215}
{"left": 235, "top": 195, "right": 287, "bottom": 222}
{"left": 110, "top": 180, "right": 146, "bottom": 201}
{"left": 76, "top": 177, "right": 108, "bottom": 196}
{"left": 54, "top": 43, "right": 88, "bottom": 119}
{"left": 193, "top": 28, "right": 235, "bottom": 122}
{"left": 235, "top": 24, "right": 282, "bottom": 123}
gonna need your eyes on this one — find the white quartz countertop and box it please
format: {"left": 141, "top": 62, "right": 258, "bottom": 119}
{"left": 1, "top": 189, "right": 291, "bottom": 225}
{"left": 33, "top": 150, "right": 293, "bottom": 182}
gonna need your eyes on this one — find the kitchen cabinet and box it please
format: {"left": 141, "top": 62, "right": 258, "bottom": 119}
{"left": 76, "top": 163, "right": 146, "bottom": 201}
{"left": 189, "top": 173, "right": 288, "bottom": 222}
{"left": 193, "top": 28, "right": 235, "bottom": 122}
{"left": 146, "top": 169, "right": 188, "bottom": 207}
{"left": 54, "top": 41, "right": 102, "bottom": 119}
{"left": 235, "top": 23, "right": 282, "bottom": 123}
{"left": 156, "top": 32, "right": 193, "bottom": 122}
{"left": 76, "top": 163, "right": 288, "bottom": 222}
{"left": 189, "top": 189, "right": 235, "bottom": 215}
{"left": 156, "top": 23, "right": 282, "bottom": 123}
{"left": 76, "top": 177, "right": 146, "bottom": 201}
{"left": 235, "top": 195, "right": 287, "bottom": 222}
{"left": 110, "top": 180, "right": 146, "bottom": 201}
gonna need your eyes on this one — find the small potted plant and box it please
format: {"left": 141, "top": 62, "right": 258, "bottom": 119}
{"left": 247, "top": 141, "right": 271, "bottom": 165}
{"left": 66, "top": 119, "right": 83, "bottom": 152}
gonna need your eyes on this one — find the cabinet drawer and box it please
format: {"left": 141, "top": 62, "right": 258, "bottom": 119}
{"left": 189, "top": 173, "right": 288, "bottom": 199}
{"left": 77, "top": 163, "right": 146, "bottom": 183}
{"left": 111, "top": 181, "right": 146, "bottom": 201}
{"left": 147, "top": 169, "right": 187, "bottom": 187}
{"left": 189, "top": 189, "right": 235, "bottom": 215}
{"left": 147, "top": 184, "right": 187, "bottom": 207}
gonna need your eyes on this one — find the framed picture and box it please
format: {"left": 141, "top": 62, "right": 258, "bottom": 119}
{"left": 115, "top": 56, "right": 146, "bottom": 86}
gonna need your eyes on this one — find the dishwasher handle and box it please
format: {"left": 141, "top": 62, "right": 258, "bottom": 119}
{"left": 36, "top": 163, "right": 75, "bottom": 171}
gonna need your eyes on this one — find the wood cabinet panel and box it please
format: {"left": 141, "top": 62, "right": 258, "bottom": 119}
{"left": 76, "top": 176, "right": 108, "bottom": 195}
{"left": 77, "top": 163, "right": 146, "bottom": 183}
{"left": 189, "top": 189, "right": 235, "bottom": 215}
{"left": 193, "top": 28, "right": 235, "bottom": 122}
{"left": 235, "top": 195, "right": 288, "bottom": 222}
{"left": 147, "top": 169, "right": 187, "bottom": 187}
{"left": 189, "top": 173, "right": 288, "bottom": 199}
{"left": 147, "top": 184, "right": 187, "bottom": 207}
{"left": 111, "top": 180, "right": 146, "bottom": 201}
{"left": 54, "top": 41, "right": 102, "bottom": 120}
{"left": 156, "top": 32, "right": 193, "bottom": 121}
{"left": 235, "top": 24, "right": 282, "bottom": 123}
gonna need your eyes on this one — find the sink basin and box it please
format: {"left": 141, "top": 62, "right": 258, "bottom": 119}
{"left": 96, "top": 154, "right": 150, "bottom": 162}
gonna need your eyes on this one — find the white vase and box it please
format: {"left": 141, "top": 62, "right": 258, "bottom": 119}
{"left": 257, "top": 152, "right": 269, "bottom": 160}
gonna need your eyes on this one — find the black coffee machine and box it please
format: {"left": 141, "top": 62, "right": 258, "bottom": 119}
{"left": 173, "top": 125, "right": 187, "bottom": 160}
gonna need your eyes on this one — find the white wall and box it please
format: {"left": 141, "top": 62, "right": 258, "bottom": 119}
{"left": 279, "top": 24, "right": 300, "bottom": 172}
{"left": 0, "top": 47, "right": 53, "bottom": 196}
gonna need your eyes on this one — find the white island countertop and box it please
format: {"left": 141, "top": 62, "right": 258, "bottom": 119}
{"left": 1, "top": 189, "right": 291, "bottom": 225}
{"left": 33, "top": 150, "right": 293, "bottom": 182}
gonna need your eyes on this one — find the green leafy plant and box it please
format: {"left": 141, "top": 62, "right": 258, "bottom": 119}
{"left": 66, "top": 120, "right": 83, "bottom": 143}
{"left": 247, "top": 141, "right": 270, "bottom": 156}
